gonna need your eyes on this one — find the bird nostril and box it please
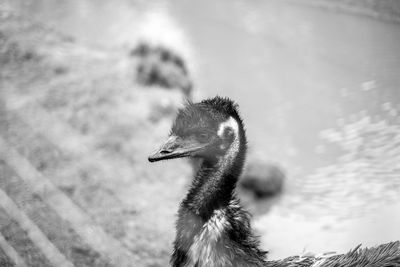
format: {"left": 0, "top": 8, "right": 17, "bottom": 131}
{"left": 160, "top": 149, "right": 172, "bottom": 154}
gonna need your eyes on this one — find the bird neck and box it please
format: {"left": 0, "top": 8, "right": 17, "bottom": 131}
{"left": 182, "top": 119, "right": 246, "bottom": 220}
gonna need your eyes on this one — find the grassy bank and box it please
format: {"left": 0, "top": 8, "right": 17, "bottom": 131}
{"left": 1, "top": 9, "right": 191, "bottom": 266}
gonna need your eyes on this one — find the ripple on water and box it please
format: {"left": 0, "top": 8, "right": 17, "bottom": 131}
{"left": 257, "top": 109, "right": 400, "bottom": 259}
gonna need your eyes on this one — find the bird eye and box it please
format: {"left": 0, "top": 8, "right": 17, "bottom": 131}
{"left": 196, "top": 132, "right": 210, "bottom": 142}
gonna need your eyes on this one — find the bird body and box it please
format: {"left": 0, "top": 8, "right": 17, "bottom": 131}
{"left": 149, "top": 96, "right": 400, "bottom": 267}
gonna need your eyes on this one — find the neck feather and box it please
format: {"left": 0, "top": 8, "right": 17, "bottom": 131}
{"left": 182, "top": 117, "right": 246, "bottom": 219}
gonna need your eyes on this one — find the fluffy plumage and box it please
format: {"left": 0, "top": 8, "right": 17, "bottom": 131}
{"left": 149, "top": 96, "right": 400, "bottom": 267}
{"left": 170, "top": 97, "right": 265, "bottom": 267}
{"left": 267, "top": 241, "right": 400, "bottom": 267}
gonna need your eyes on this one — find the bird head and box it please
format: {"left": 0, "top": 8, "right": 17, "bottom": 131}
{"left": 148, "top": 96, "right": 245, "bottom": 163}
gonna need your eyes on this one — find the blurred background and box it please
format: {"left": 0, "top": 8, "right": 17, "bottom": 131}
{"left": 1, "top": 0, "right": 400, "bottom": 266}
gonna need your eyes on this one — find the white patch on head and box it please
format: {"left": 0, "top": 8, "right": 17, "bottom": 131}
{"left": 217, "top": 116, "right": 239, "bottom": 138}
{"left": 217, "top": 117, "right": 240, "bottom": 171}
{"left": 187, "top": 209, "right": 230, "bottom": 266}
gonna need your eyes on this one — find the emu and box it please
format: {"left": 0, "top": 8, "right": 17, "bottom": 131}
{"left": 148, "top": 96, "right": 400, "bottom": 267}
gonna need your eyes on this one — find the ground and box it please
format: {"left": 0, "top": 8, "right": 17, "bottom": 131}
{"left": 0, "top": 9, "right": 192, "bottom": 267}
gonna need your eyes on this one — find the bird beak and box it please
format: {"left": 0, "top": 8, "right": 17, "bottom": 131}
{"left": 148, "top": 135, "right": 204, "bottom": 162}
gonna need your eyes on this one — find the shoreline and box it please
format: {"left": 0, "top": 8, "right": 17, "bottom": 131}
{"left": 289, "top": 0, "right": 400, "bottom": 24}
